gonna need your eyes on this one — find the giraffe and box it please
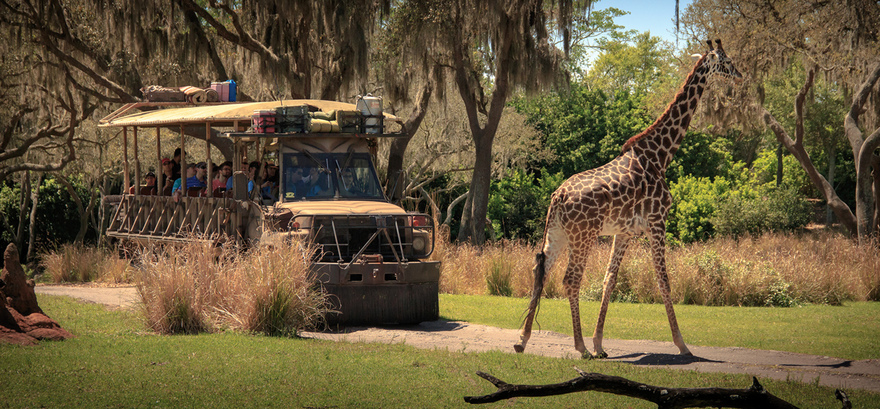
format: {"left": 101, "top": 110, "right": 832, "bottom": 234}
{"left": 514, "top": 39, "right": 742, "bottom": 358}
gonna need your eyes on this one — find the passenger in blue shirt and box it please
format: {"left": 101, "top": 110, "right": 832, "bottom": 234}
{"left": 186, "top": 162, "right": 208, "bottom": 190}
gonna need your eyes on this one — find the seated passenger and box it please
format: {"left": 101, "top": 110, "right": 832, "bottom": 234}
{"left": 284, "top": 167, "right": 308, "bottom": 199}
{"left": 339, "top": 169, "right": 363, "bottom": 196}
{"left": 172, "top": 163, "right": 197, "bottom": 194}
{"left": 129, "top": 171, "right": 157, "bottom": 194}
{"left": 186, "top": 162, "right": 208, "bottom": 190}
{"left": 304, "top": 167, "right": 325, "bottom": 197}
{"left": 261, "top": 163, "right": 279, "bottom": 202}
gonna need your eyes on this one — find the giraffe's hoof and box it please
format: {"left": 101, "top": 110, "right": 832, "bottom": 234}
{"left": 513, "top": 344, "right": 525, "bottom": 353}
{"left": 583, "top": 350, "right": 608, "bottom": 360}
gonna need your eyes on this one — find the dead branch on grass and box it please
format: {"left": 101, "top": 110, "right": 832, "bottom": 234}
{"left": 464, "top": 368, "right": 853, "bottom": 408}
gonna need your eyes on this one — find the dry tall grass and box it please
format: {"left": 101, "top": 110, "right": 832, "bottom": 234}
{"left": 135, "top": 238, "right": 329, "bottom": 335}
{"left": 40, "top": 244, "right": 133, "bottom": 283}
{"left": 435, "top": 231, "right": 880, "bottom": 305}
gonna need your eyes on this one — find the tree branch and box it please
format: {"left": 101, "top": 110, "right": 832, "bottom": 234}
{"left": 757, "top": 104, "right": 858, "bottom": 235}
{"left": 845, "top": 61, "right": 880, "bottom": 160}
{"left": 464, "top": 370, "right": 807, "bottom": 408}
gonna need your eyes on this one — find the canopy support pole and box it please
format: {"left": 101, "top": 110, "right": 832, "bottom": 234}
{"left": 206, "top": 122, "right": 212, "bottom": 195}
{"left": 123, "top": 127, "right": 130, "bottom": 194}
{"left": 180, "top": 125, "right": 187, "bottom": 192}
{"left": 156, "top": 127, "right": 163, "bottom": 194}
{"left": 133, "top": 126, "right": 140, "bottom": 198}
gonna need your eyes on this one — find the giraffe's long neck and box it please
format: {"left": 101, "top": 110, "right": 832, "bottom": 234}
{"left": 622, "top": 59, "right": 709, "bottom": 173}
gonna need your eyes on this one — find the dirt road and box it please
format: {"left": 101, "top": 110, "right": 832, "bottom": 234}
{"left": 35, "top": 284, "right": 880, "bottom": 393}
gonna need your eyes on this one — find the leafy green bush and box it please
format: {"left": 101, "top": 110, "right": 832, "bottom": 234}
{"left": 0, "top": 176, "right": 98, "bottom": 257}
{"left": 712, "top": 184, "right": 812, "bottom": 238}
{"left": 488, "top": 169, "right": 563, "bottom": 243}
{"left": 667, "top": 176, "right": 733, "bottom": 243}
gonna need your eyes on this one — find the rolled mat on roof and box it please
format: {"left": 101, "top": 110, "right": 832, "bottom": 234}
{"left": 181, "top": 86, "right": 208, "bottom": 105}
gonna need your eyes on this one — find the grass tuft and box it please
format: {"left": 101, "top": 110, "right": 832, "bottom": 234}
{"left": 39, "top": 244, "right": 132, "bottom": 283}
{"left": 134, "top": 238, "right": 329, "bottom": 336}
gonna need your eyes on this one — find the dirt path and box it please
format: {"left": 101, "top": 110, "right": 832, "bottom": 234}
{"left": 35, "top": 284, "right": 880, "bottom": 393}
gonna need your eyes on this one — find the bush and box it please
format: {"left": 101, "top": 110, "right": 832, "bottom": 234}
{"left": 668, "top": 176, "right": 732, "bottom": 243}
{"left": 39, "top": 244, "right": 131, "bottom": 283}
{"left": 486, "top": 256, "right": 513, "bottom": 297}
{"left": 488, "top": 169, "right": 564, "bottom": 243}
{"left": 135, "top": 239, "right": 329, "bottom": 336}
{"left": 713, "top": 184, "right": 812, "bottom": 238}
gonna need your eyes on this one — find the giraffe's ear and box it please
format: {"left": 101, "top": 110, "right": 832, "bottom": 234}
{"left": 690, "top": 54, "right": 702, "bottom": 61}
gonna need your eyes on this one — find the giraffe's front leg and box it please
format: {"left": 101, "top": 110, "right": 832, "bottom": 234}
{"left": 591, "top": 235, "right": 630, "bottom": 359}
{"left": 649, "top": 223, "right": 692, "bottom": 356}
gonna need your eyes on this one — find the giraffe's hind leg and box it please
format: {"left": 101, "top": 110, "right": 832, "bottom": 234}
{"left": 515, "top": 224, "right": 565, "bottom": 353}
{"left": 591, "top": 234, "right": 630, "bottom": 359}
{"left": 564, "top": 241, "right": 595, "bottom": 356}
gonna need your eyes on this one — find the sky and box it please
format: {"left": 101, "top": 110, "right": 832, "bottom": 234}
{"left": 593, "top": 0, "right": 695, "bottom": 47}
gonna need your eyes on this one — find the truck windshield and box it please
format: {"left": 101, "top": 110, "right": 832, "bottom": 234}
{"left": 280, "top": 152, "right": 385, "bottom": 201}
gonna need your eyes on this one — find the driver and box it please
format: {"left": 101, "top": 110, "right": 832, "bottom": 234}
{"left": 284, "top": 167, "right": 307, "bottom": 199}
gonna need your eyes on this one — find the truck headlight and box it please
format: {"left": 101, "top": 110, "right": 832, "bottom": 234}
{"left": 413, "top": 237, "right": 426, "bottom": 253}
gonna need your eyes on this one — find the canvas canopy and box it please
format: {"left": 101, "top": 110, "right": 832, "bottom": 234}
{"left": 99, "top": 99, "right": 399, "bottom": 128}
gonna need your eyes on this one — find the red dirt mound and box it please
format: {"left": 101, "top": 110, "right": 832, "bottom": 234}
{"left": 1, "top": 244, "right": 73, "bottom": 345}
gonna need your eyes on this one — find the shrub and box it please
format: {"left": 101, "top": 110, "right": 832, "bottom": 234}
{"left": 135, "top": 238, "right": 328, "bottom": 336}
{"left": 39, "top": 244, "right": 131, "bottom": 283}
{"left": 713, "top": 184, "right": 812, "bottom": 238}
{"left": 486, "top": 257, "right": 513, "bottom": 297}
{"left": 668, "top": 176, "right": 732, "bottom": 243}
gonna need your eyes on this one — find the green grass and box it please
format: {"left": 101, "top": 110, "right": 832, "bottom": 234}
{"left": 2, "top": 295, "right": 879, "bottom": 408}
{"left": 441, "top": 294, "right": 880, "bottom": 361}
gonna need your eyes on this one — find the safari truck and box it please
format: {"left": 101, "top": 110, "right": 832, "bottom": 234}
{"left": 99, "top": 99, "right": 440, "bottom": 325}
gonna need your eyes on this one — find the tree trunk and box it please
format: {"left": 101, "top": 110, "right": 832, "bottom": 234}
{"left": 873, "top": 153, "right": 880, "bottom": 234}
{"left": 855, "top": 128, "right": 880, "bottom": 240}
{"left": 756, "top": 67, "right": 859, "bottom": 235}
{"left": 57, "top": 175, "right": 96, "bottom": 246}
{"left": 15, "top": 170, "right": 30, "bottom": 253}
{"left": 776, "top": 143, "right": 784, "bottom": 187}
{"left": 465, "top": 135, "right": 496, "bottom": 244}
{"left": 457, "top": 191, "right": 474, "bottom": 242}
{"left": 845, "top": 61, "right": 880, "bottom": 244}
{"left": 450, "top": 7, "right": 513, "bottom": 245}
{"left": 826, "top": 143, "right": 836, "bottom": 225}
{"left": 26, "top": 173, "right": 43, "bottom": 264}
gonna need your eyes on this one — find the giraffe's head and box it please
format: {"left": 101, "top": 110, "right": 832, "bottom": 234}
{"left": 695, "top": 39, "right": 742, "bottom": 80}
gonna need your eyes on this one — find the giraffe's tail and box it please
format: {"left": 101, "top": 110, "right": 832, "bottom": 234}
{"left": 514, "top": 251, "right": 547, "bottom": 353}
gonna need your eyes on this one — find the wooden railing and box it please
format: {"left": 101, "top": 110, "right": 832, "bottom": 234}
{"left": 106, "top": 194, "right": 256, "bottom": 243}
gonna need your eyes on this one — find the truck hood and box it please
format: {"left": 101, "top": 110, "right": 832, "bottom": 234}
{"left": 278, "top": 200, "right": 408, "bottom": 216}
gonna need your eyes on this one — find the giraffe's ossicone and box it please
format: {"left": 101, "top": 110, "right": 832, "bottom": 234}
{"left": 515, "top": 39, "right": 742, "bottom": 358}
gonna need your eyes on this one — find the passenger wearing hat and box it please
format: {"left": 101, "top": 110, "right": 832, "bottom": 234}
{"left": 129, "top": 171, "right": 157, "bottom": 194}
{"left": 160, "top": 157, "right": 174, "bottom": 193}
{"left": 186, "top": 162, "right": 209, "bottom": 190}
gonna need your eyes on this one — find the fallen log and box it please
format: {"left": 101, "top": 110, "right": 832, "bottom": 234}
{"left": 464, "top": 368, "right": 851, "bottom": 408}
